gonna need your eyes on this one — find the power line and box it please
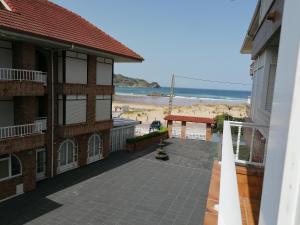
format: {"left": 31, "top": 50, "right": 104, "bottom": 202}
{"left": 175, "top": 75, "right": 251, "bottom": 86}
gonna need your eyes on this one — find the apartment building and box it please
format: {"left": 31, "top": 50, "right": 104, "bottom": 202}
{"left": 0, "top": 0, "right": 143, "bottom": 201}
{"left": 206, "top": 0, "right": 300, "bottom": 225}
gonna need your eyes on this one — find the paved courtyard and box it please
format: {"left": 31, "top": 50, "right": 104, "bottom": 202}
{"left": 0, "top": 139, "right": 214, "bottom": 225}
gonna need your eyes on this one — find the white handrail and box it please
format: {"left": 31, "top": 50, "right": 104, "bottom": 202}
{"left": 0, "top": 68, "right": 47, "bottom": 84}
{"left": 218, "top": 121, "right": 243, "bottom": 225}
{"left": 229, "top": 121, "right": 268, "bottom": 167}
{"left": 0, "top": 121, "right": 45, "bottom": 139}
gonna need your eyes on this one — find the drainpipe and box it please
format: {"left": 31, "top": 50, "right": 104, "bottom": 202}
{"left": 51, "top": 49, "right": 54, "bottom": 178}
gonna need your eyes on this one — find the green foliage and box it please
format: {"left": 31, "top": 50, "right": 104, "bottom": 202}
{"left": 212, "top": 113, "right": 245, "bottom": 134}
{"left": 126, "top": 127, "right": 168, "bottom": 144}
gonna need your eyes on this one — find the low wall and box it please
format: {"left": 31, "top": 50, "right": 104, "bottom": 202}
{"left": 126, "top": 132, "right": 168, "bottom": 152}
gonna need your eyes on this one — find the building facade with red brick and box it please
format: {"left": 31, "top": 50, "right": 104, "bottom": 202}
{"left": 0, "top": 0, "right": 143, "bottom": 201}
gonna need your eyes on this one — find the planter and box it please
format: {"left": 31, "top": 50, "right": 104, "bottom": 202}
{"left": 126, "top": 132, "right": 168, "bottom": 152}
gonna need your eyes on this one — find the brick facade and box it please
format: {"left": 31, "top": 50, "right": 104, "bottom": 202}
{"left": 0, "top": 134, "right": 45, "bottom": 155}
{"left": 0, "top": 42, "right": 114, "bottom": 201}
{"left": 0, "top": 82, "right": 45, "bottom": 96}
{"left": 0, "top": 149, "right": 36, "bottom": 200}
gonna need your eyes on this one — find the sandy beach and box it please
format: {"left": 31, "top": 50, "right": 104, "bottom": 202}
{"left": 113, "top": 95, "right": 247, "bottom": 125}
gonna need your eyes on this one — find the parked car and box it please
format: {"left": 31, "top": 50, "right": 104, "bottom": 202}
{"left": 149, "top": 120, "right": 161, "bottom": 132}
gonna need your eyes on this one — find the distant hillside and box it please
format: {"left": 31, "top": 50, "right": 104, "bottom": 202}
{"left": 114, "top": 74, "right": 160, "bottom": 88}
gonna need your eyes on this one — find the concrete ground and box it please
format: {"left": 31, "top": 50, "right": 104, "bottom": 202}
{"left": 0, "top": 139, "right": 214, "bottom": 225}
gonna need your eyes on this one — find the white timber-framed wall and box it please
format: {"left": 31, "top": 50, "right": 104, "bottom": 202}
{"left": 258, "top": 0, "right": 300, "bottom": 224}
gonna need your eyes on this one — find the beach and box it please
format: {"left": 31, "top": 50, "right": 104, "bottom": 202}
{"left": 113, "top": 94, "right": 248, "bottom": 125}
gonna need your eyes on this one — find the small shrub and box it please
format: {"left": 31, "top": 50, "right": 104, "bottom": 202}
{"left": 212, "top": 113, "right": 245, "bottom": 134}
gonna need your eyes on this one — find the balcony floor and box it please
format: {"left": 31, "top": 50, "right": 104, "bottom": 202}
{"left": 203, "top": 162, "right": 264, "bottom": 225}
{"left": 0, "top": 138, "right": 214, "bottom": 225}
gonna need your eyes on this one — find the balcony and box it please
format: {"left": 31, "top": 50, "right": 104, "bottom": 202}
{"left": 0, "top": 118, "right": 47, "bottom": 154}
{"left": 0, "top": 68, "right": 47, "bottom": 96}
{"left": 204, "top": 121, "right": 267, "bottom": 225}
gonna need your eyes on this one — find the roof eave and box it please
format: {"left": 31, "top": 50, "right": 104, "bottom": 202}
{"left": 240, "top": 0, "right": 261, "bottom": 54}
{"left": 0, "top": 27, "right": 144, "bottom": 62}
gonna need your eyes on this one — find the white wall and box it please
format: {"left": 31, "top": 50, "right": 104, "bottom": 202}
{"left": 0, "top": 97, "right": 14, "bottom": 127}
{"left": 259, "top": 1, "right": 300, "bottom": 224}
{"left": 250, "top": 47, "right": 278, "bottom": 137}
{"left": 65, "top": 51, "right": 87, "bottom": 84}
{"left": 96, "top": 95, "right": 111, "bottom": 121}
{"left": 0, "top": 40, "right": 12, "bottom": 68}
{"left": 96, "top": 57, "right": 113, "bottom": 85}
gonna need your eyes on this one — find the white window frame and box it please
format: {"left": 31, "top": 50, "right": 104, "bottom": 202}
{"left": 0, "top": 154, "right": 22, "bottom": 182}
{"left": 57, "top": 139, "right": 78, "bottom": 174}
{"left": 87, "top": 133, "right": 103, "bottom": 164}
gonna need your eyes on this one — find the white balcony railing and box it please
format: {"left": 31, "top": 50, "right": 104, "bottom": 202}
{"left": 218, "top": 121, "right": 269, "bottom": 225}
{"left": 219, "top": 121, "right": 242, "bottom": 225}
{"left": 0, "top": 68, "right": 47, "bottom": 84}
{"left": 0, "top": 118, "right": 47, "bottom": 139}
{"left": 34, "top": 117, "right": 47, "bottom": 131}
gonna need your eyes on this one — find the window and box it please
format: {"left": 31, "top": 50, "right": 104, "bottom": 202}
{"left": 0, "top": 154, "right": 22, "bottom": 181}
{"left": 57, "top": 139, "right": 78, "bottom": 173}
{"left": 58, "top": 95, "right": 87, "bottom": 125}
{"left": 58, "top": 51, "right": 88, "bottom": 84}
{"left": 265, "top": 64, "right": 276, "bottom": 112}
{"left": 96, "top": 57, "right": 113, "bottom": 85}
{"left": 87, "top": 133, "right": 103, "bottom": 163}
{"left": 96, "top": 95, "right": 112, "bottom": 121}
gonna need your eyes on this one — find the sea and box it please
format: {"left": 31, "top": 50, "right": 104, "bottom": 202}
{"left": 114, "top": 87, "right": 251, "bottom": 106}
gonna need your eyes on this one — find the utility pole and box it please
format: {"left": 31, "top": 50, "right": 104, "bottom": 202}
{"left": 168, "top": 74, "right": 175, "bottom": 115}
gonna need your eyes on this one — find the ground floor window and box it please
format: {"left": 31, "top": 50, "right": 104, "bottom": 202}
{"left": 87, "top": 133, "right": 103, "bottom": 163}
{"left": 57, "top": 139, "right": 78, "bottom": 174}
{"left": 0, "top": 154, "right": 22, "bottom": 182}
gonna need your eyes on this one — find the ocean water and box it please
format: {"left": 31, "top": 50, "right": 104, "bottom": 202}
{"left": 115, "top": 87, "right": 251, "bottom": 103}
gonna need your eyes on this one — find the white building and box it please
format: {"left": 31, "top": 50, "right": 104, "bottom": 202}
{"left": 205, "top": 0, "right": 300, "bottom": 225}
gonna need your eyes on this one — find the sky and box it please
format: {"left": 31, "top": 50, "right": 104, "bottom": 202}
{"left": 51, "top": 0, "right": 257, "bottom": 91}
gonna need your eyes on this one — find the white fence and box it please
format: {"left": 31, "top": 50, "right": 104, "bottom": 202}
{"left": 218, "top": 121, "right": 269, "bottom": 225}
{"left": 111, "top": 125, "right": 135, "bottom": 152}
{"left": 0, "top": 68, "right": 47, "bottom": 84}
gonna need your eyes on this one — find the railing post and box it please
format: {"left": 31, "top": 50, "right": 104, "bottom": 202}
{"left": 249, "top": 128, "right": 255, "bottom": 162}
{"left": 235, "top": 125, "right": 242, "bottom": 161}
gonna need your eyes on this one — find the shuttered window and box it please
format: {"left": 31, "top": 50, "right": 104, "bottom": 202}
{"left": 96, "top": 57, "right": 113, "bottom": 85}
{"left": 96, "top": 95, "right": 111, "bottom": 121}
{"left": 265, "top": 64, "right": 276, "bottom": 112}
{"left": 58, "top": 95, "right": 87, "bottom": 125}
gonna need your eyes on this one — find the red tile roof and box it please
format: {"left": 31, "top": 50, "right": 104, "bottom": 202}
{"left": 164, "top": 115, "right": 215, "bottom": 124}
{"left": 0, "top": 0, "right": 143, "bottom": 61}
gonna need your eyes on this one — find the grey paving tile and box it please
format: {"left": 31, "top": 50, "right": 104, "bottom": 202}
{"left": 0, "top": 139, "right": 214, "bottom": 225}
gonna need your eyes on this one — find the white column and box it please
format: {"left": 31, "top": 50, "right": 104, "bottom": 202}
{"left": 259, "top": 1, "right": 300, "bottom": 225}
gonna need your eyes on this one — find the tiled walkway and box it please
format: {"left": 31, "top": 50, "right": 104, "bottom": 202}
{"left": 0, "top": 139, "right": 214, "bottom": 225}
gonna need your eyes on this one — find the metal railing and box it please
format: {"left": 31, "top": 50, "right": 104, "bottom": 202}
{"left": 230, "top": 121, "right": 268, "bottom": 167}
{"left": 0, "top": 68, "right": 47, "bottom": 84}
{"left": 0, "top": 118, "right": 47, "bottom": 139}
{"left": 218, "top": 121, "right": 269, "bottom": 225}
